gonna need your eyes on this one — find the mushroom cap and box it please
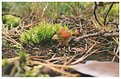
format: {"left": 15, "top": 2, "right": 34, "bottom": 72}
{"left": 52, "top": 34, "right": 59, "bottom": 40}
{"left": 61, "top": 31, "right": 71, "bottom": 39}
{"left": 58, "top": 27, "right": 66, "bottom": 35}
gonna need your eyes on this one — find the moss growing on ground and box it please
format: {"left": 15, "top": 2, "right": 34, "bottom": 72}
{"left": 20, "top": 22, "right": 68, "bottom": 44}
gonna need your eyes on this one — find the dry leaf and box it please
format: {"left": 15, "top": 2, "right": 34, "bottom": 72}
{"left": 71, "top": 61, "right": 119, "bottom": 77}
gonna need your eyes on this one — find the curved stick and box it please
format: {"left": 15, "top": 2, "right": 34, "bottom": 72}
{"left": 104, "top": 2, "right": 114, "bottom": 25}
{"left": 93, "top": 2, "right": 102, "bottom": 26}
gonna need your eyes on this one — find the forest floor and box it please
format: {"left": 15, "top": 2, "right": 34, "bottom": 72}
{"left": 2, "top": 15, "right": 119, "bottom": 77}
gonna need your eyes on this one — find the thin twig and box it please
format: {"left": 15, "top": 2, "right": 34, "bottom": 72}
{"left": 104, "top": 2, "right": 114, "bottom": 25}
{"left": 79, "top": 49, "right": 99, "bottom": 62}
{"left": 66, "top": 55, "right": 78, "bottom": 65}
{"left": 61, "top": 59, "right": 68, "bottom": 75}
{"left": 93, "top": 2, "right": 102, "bottom": 26}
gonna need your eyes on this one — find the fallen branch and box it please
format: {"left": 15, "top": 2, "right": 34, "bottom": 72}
{"left": 74, "top": 31, "right": 119, "bottom": 42}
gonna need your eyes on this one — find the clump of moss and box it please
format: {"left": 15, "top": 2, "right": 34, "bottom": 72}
{"left": 20, "top": 22, "right": 68, "bottom": 44}
{"left": 2, "top": 15, "right": 21, "bottom": 27}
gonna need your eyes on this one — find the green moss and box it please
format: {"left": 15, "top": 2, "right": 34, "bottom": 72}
{"left": 2, "top": 15, "right": 21, "bottom": 27}
{"left": 20, "top": 22, "right": 68, "bottom": 44}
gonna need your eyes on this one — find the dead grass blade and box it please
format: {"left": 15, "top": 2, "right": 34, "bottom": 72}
{"left": 112, "top": 46, "right": 119, "bottom": 61}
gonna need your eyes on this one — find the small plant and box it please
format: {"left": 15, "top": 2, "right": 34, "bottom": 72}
{"left": 20, "top": 23, "right": 67, "bottom": 44}
{"left": 19, "top": 50, "right": 27, "bottom": 65}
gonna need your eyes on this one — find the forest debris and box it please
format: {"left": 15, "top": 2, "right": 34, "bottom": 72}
{"left": 2, "top": 32, "right": 23, "bottom": 48}
{"left": 71, "top": 49, "right": 99, "bottom": 65}
{"left": 71, "top": 42, "right": 97, "bottom": 64}
{"left": 65, "top": 55, "right": 78, "bottom": 65}
{"left": 30, "top": 61, "right": 79, "bottom": 77}
{"left": 71, "top": 61, "right": 119, "bottom": 77}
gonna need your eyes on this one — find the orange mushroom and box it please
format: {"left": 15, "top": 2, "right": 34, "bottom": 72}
{"left": 61, "top": 31, "right": 71, "bottom": 39}
{"left": 61, "top": 31, "right": 71, "bottom": 46}
{"left": 58, "top": 27, "right": 66, "bottom": 35}
{"left": 53, "top": 27, "right": 71, "bottom": 46}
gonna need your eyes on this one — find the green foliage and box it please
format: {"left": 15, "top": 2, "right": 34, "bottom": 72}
{"left": 2, "top": 2, "right": 14, "bottom": 12}
{"left": 2, "top": 15, "right": 21, "bottom": 27}
{"left": 2, "top": 59, "right": 9, "bottom": 67}
{"left": 20, "top": 65, "right": 49, "bottom": 77}
{"left": 20, "top": 23, "right": 66, "bottom": 44}
{"left": 108, "top": 3, "right": 119, "bottom": 22}
{"left": 109, "top": 4, "right": 119, "bottom": 17}
{"left": 2, "top": 2, "right": 93, "bottom": 20}
{"left": 2, "top": 2, "right": 119, "bottom": 24}
{"left": 19, "top": 50, "right": 27, "bottom": 65}
{"left": 2, "top": 38, "right": 9, "bottom": 47}
{"left": 97, "top": 3, "right": 119, "bottom": 23}
{"left": 40, "top": 2, "right": 93, "bottom": 17}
